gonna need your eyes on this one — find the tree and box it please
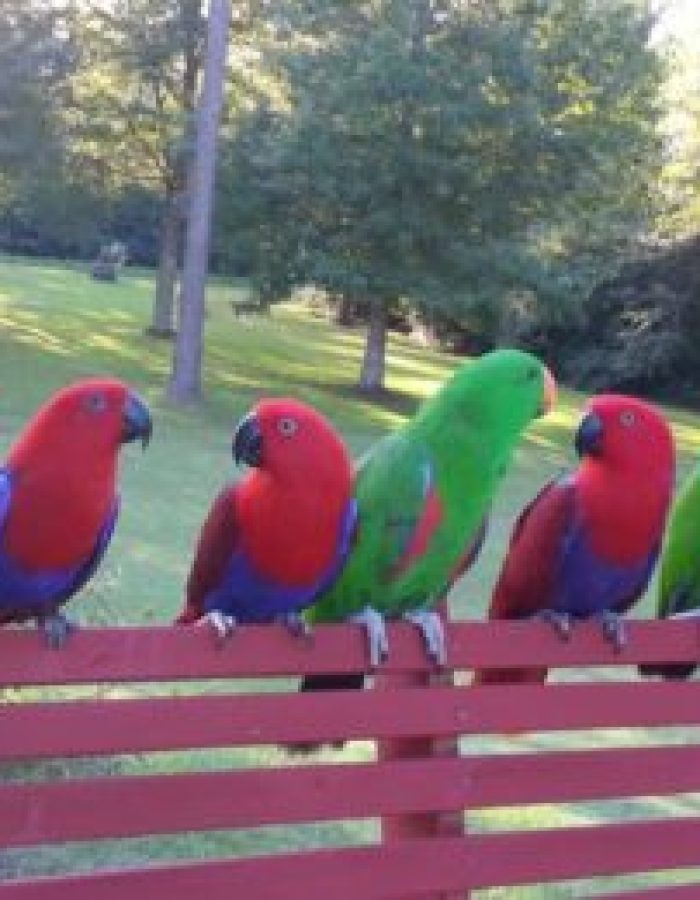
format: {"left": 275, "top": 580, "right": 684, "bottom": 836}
{"left": 0, "top": 2, "right": 76, "bottom": 226}
{"left": 220, "top": 0, "right": 663, "bottom": 391}
{"left": 68, "top": 0, "right": 206, "bottom": 335}
{"left": 168, "top": 0, "right": 232, "bottom": 402}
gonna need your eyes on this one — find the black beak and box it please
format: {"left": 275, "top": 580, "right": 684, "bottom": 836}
{"left": 121, "top": 392, "right": 152, "bottom": 449}
{"left": 575, "top": 411, "right": 604, "bottom": 458}
{"left": 233, "top": 412, "right": 263, "bottom": 467}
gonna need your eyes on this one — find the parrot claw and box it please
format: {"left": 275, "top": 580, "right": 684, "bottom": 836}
{"left": 39, "top": 612, "right": 76, "bottom": 650}
{"left": 533, "top": 609, "right": 573, "bottom": 642}
{"left": 404, "top": 609, "right": 447, "bottom": 667}
{"left": 278, "top": 611, "right": 313, "bottom": 644}
{"left": 349, "top": 606, "right": 389, "bottom": 668}
{"left": 199, "top": 610, "right": 237, "bottom": 643}
{"left": 597, "top": 610, "right": 627, "bottom": 653}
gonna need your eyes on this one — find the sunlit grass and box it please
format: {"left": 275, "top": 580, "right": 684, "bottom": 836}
{"left": 1, "top": 254, "right": 700, "bottom": 892}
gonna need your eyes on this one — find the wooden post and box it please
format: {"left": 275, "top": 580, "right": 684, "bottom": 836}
{"left": 376, "top": 604, "right": 466, "bottom": 900}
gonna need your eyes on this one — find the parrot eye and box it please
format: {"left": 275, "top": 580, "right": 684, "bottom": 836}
{"left": 84, "top": 393, "right": 108, "bottom": 414}
{"left": 620, "top": 410, "right": 636, "bottom": 428}
{"left": 277, "top": 417, "right": 299, "bottom": 438}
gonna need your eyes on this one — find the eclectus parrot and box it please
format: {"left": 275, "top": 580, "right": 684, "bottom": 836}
{"left": 474, "top": 394, "right": 675, "bottom": 687}
{"left": 0, "top": 378, "right": 153, "bottom": 647}
{"left": 301, "top": 348, "right": 556, "bottom": 696}
{"left": 176, "top": 398, "right": 357, "bottom": 638}
{"left": 639, "top": 461, "right": 700, "bottom": 681}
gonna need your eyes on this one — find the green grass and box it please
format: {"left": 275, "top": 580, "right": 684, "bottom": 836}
{"left": 1, "top": 253, "right": 700, "bottom": 895}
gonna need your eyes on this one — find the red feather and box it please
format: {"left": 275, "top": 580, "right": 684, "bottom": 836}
{"left": 389, "top": 485, "right": 443, "bottom": 580}
{"left": 473, "top": 481, "right": 572, "bottom": 686}
{"left": 177, "top": 488, "right": 238, "bottom": 624}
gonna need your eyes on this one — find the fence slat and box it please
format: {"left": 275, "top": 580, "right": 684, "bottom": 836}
{"left": 5, "top": 744, "right": 700, "bottom": 849}
{"left": 598, "top": 886, "right": 700, "bottom": 900}
{"left": 3, "top": 819, "right": 700, "bottom": 899}
{"left": 4, "top": 681, "right": 700, "bottom": 761}
{"left": 1, "top": 619, "right": 699, "bottom": 685}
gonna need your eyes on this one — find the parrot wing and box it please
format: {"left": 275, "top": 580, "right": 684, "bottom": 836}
{"left": 176, "top": 487, "right": 238, "bottom": 624}
{"left": 0, "top": 470, "right": 118, "bottom": 621}
{"left": 58, "top": 498, "right": 120, "bottom": 603}
{"left": 359, "top": 435, "right": 443, "bottom": 585}
{"left": 488, "top": 477, "right": 575, "bottom": 620}
{"left": 473, "top": 478, "right": 575, "bottom": 687}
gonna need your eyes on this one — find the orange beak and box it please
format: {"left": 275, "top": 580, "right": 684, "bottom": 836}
{"left": 540, "top": 366, "right": 557, "bottom": 416}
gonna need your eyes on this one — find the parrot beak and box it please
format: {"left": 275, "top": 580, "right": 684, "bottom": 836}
{"left": 233, "top": 412, "right": 263, "bottom": 467}
{"left": 575, "top": 411, "right": 604, "bottom": 458}
{"left": 538, "top": 366, "right": 557, "bottom": 417}
{"left": 121, "top": 392, "right": 153, "bottom": 449}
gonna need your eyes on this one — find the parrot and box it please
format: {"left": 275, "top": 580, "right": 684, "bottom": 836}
{"left": 638, "top": 460, "right": 700, "bottom": 681}
{"left": 473, "top": 394, "right": 675, "bottom": 687}
{"left": 300, "top": 348, "right": 556, "bottom": 699}
{"left": 0, "top": 377, "right": 153, "bottom": 647}
{"left": 175, "top": 397, "right": 357, "bottom": 637}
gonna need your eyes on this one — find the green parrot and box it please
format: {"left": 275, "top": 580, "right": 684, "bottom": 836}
{"left": 639, "top": 460, "right": 700, "bottom": 681}
{"left": 303, "top": 348, "right": 556, "bottom": 688}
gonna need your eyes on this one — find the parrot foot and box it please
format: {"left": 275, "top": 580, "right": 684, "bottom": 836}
{"left": 533, "top": 609, "right": 573, "bottom": 642}
{"left": 404, "top": 609, "right": 446, "bottom": 667}
{"left": 39, "top": 612, "right": 76, "bottom": 650}
{"left": 597, "top": 610, "right": 627, "bottom": 653}
{"left": 349, "top": 606, "right": 389, "bottom": 668}
{"left": 199, "top": 611, "right": 237, "bottom": 643}
{"left": 278, "top": 611, "right": 313, "bottom": 644}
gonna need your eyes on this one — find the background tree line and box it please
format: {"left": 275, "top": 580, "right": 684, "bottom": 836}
{"left": 1, "top": 0, "right": 698, "bottom": 399}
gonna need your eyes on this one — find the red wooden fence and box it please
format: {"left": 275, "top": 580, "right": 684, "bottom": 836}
{"left": 1, "top": 618, "right": 700, "bottom": 898}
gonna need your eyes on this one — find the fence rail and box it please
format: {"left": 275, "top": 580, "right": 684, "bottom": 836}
{"left": 1, "top": 618, "right": 700, "bottom": 898}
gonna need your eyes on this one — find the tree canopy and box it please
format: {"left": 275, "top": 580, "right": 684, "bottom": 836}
{"left": 220, "top": 0, "right": 663, "bottom": 387}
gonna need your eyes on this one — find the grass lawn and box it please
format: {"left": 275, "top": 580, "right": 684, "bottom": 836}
{"left": 1, "top": 253, "right": 700, "bottom": 896}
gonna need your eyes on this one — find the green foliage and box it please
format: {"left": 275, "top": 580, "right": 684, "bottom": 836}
{"left": 561, "top": 234, "right": 700, "bottom": 399}
{"left": 220, "top": 0, "right": 663, "bottom": 341}
{"left": 0, "top": 1, "right": 74, "bottom": 179}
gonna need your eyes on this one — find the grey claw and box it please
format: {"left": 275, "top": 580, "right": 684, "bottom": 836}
{"left": 279, "top": 611, "right": 313, "bottom": 643}
{"left": 597, "top": 610, "right": 626, "bottom": 652}
{"left": 39, "top": 612, "right": 76, "bottom": 650}
{"left": 349, "top": 606, "right": 389, "bottom": 668}
{"left": 534, "top": 609, "right": 573, "bottom": 642}
{"left": 404, "top": 609, "right": 446, "bottom": 667}
{"left": 199, "top": 610, "right": 237, "bottom": 643}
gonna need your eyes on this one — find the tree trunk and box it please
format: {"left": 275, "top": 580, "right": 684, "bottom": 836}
{"left": 148, "top": 0, "right": 201, "bottom": 340}
{"left": 359, "top": 297, "right": 388, "bottom": 393}
{"left": 168, "top": 0, "right": 232, "bottom": 403}
{"left": 148, "top": 190, "right": 180, "bottom": 338}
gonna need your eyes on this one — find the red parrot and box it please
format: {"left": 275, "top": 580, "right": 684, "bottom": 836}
{"left": 0, "top": 378, "right": 152, "bottom": 646}
{"left": 473, "top": 394, "right": 674, "bottom": 686}
{"left": 176, "top": 398, "right": 356, "bottom": 637}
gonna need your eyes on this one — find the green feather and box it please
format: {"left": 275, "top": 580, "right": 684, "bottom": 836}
{"left": 656, "top": 460, "right": 700, "bottom": 619}
{"left": 308, "top": 348, "right": 550, "bottom": 624}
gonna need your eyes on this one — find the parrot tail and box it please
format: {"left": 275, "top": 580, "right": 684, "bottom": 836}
{"left": 174, "top": 604, "right": 200, "bottom": 625}
{"left": 472, "top": 666, "right": 548, "bottom": 686}
{"left": 300, "top": 672, "right": 366, "bottom": 693}
{"left": 637, "top": 662, "right": 697, "bottom": 681}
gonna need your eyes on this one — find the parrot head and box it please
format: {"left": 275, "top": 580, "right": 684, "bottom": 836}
{"left": 574, "top": 394, "right": 673, "bottom": 474}
{"left": 232, "top": 398, "right": 352, "bottom": 485}
{"left": 426, "top": 348, "right": 556, "bottom": 443}
{"left": 7, "top": 378, "right": 152, "bottom": 470}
